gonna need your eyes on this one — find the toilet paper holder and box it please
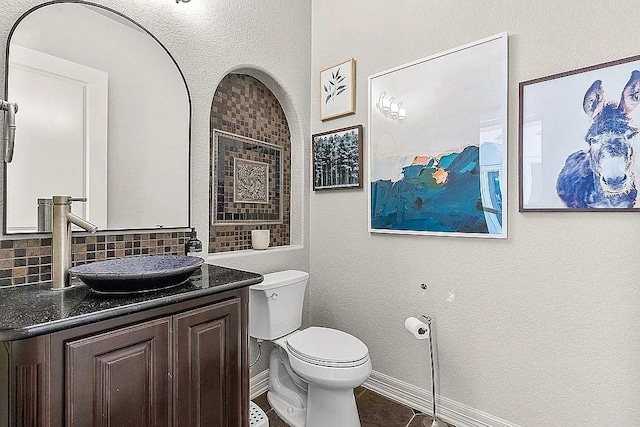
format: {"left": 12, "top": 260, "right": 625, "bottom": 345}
{"left": 417, "top": 315, "right": 431, "bottom": 335}
{"left": 406, "top": 314, "right": 449, "bottom": 427}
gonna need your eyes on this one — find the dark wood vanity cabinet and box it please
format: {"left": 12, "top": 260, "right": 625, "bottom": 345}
{"left": 65, "top": 317, "right": 172, "bottom": 426}
{"left": 173, "top": 299, "right": 243, "bottom": 427}
{"left": 0, "top": 288, "right": 249, "bottom": 427}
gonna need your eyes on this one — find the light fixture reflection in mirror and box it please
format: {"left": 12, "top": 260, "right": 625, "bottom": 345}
{"left": 376, "top": 91, "right": 406, "bottom": 122}
{"left": 5, "top": 2, "right": 191, "bottom": 234}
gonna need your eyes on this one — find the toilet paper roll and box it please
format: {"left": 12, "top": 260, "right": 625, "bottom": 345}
{"left": 405, "top": 316, "right": 429, "bottom": 340}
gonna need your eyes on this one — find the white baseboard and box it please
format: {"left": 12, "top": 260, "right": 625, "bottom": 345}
{"left": 250, "top": 368, "right": 519, "bottom": 427}
{"left": 250, "top": 369, "right": 269, "bottom": 400}
{"left": 363, "top": 371, "right": 520, "bottom": 427}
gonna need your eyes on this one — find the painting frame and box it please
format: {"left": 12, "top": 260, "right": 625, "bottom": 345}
{"left": 368, "top": 33, "right": 508, "bottom": 238}
{"left": 320, "top": 58, "right": 356, "bottom": 121}
{"left": 519, "top": 54, "right": 640, "bottom": 212}
{"left": 312, "top": 124, "right": 363, "bottom": 191}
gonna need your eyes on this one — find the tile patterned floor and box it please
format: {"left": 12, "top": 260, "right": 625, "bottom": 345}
{"left": 252, "top": 386, "right": 454, "bottom": 427}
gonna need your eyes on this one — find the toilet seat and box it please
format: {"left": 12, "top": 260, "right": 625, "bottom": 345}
{"left": 286, "top": 327, "right": 369, "bottom": 368}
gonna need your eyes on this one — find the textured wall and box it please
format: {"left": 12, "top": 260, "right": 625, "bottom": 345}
{"left": 310, "top": 1, "right": 640, "bottom": 426}
{"left": 209, "top": 74, "right": 291, "bottom": 253}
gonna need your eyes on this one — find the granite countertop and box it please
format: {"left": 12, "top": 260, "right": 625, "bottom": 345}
{"left": 0, "top": 264, "right": 262, "bottom": 341}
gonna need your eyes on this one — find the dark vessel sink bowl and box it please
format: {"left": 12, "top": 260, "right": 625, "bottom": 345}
{"left": 69, "top": 255, "right": 204, "bottom": 294}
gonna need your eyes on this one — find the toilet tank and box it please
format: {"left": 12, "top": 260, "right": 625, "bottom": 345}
{"left": 249, "top": 270, "right": 309, "bottom": 340}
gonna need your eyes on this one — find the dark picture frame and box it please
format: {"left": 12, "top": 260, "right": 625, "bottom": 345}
{"left": 312, "top": 124, "right": 363, "bottom": 191}
{"left": 519, "top": 55, "right": 640, "bottom": 212}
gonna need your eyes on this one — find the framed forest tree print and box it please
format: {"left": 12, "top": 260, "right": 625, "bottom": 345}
{"left": 312, "top": 125, "right": 363, "bottom": 190}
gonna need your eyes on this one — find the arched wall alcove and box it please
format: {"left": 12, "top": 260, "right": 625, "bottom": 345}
{"left": 209, "top": 68, "right": 303, "bottom": 253}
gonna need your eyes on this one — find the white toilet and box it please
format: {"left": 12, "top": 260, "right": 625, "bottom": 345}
{"left": 250, "top": 270, "right": 371, "bottom": 427}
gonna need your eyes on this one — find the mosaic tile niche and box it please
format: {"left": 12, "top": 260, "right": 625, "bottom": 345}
{"left": 0, "top": 232, "right": 188, "bottom": 287}
{"left": 210, "top": 74, "right": 291, "bottom": 253}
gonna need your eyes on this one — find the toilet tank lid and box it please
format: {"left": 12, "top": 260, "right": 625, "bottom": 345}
{"left": 249, "top": 270, "right": 309, "bottom": 291}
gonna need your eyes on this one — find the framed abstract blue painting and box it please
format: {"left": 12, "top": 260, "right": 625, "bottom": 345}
{"left": 368, "top": 33, "right": 508, "bottom": 238}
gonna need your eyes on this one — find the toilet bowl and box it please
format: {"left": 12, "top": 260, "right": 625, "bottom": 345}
{"left": 250, "top": 271, "right": 371, "bottom": 427}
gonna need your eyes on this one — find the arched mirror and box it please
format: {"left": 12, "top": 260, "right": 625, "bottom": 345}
{"left": 4, "top": 1, "right": 191, "bottom": 234}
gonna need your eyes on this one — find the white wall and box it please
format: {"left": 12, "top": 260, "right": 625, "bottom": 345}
{"left": 0, "top": 0, "right": 311, "bottom": 372}
{"left": 311, "top": 1, "right": 640, "bottom": 426}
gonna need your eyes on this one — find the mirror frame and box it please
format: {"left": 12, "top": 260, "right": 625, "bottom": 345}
{"left": 3, "top": 0, "right": 192, "bottom": 236}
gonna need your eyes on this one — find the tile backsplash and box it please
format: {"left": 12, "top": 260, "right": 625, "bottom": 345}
{"left": 0, "top": 231, "right": 187, "bottom": 287}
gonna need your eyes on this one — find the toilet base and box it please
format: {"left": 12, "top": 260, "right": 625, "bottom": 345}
{"left": 269, "top": 385, "right": 361, "bottom": 427}
{"left": 268, "top": 391, "right": 306, "bottom": 427}
{"left": 305, "top": 384, "right": 361, "bottom": 427}
{"left": 266, "top": 338, "right": 367, "bottom": 427}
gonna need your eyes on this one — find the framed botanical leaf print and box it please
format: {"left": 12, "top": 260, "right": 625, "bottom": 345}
{"left": 320, "top": 58, "right": 356, "bottom": 121}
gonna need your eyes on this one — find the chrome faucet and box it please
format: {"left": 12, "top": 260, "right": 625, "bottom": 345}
{"left": 51, "top": 196, "right": 98, "bottom": 289}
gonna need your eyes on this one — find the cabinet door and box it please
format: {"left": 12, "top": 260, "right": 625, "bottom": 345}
{"left": 65, "top": 317, "right": 171, "bottom": 427}
{"left": 173, "top": 298, "right": 242, "bottom": 427}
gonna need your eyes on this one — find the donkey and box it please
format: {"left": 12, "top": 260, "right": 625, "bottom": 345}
{"left": 556, "top": 70, "right": 640, "bottom": 208}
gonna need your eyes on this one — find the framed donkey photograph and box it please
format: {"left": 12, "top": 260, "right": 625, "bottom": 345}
{"left": 519, "top": 55, "right": 640, "bottom": 211}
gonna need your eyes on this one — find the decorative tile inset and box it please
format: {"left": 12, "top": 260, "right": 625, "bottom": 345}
{"left": 213, "top": 131, "right": 283, "bottom": 224}
{"left": 209, "top": 73, "right": 291, "bottom": 253}
{"left": 234, "top": 158, "right": 269, "bottom": 204}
